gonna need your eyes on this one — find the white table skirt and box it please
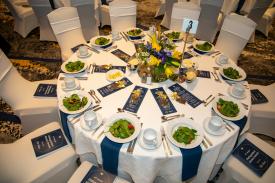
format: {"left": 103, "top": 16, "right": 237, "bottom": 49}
{"left": 57, "top": 35, "right": 251, "bottom": 183}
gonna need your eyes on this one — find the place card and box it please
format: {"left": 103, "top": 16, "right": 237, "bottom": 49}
{"left": 197, "top": 70, "right": 211, "bottom": 78}
{"left": 31, "top": 129, "right": 68, "bottom": 159}
{"left": 97, "top": 78, "right": 133, "bottom": 97}
{"left": 34, "top": 84, "right": 57, "bottom": 97}
{"left": 123, "top": 86, "right": 148, "bottom": 113}
{"left": 168, "top": 83, "right": 202, "bottom": 108}
{"left": 93, "top": 65, "right": 126, "bottom": 73}
{"left": 251, "top": 89, "right": 268, "bottom": 105}
{"left": 233, "top": 139, "right": 274, "bottom": 177}
{"left": 111, "top": 49, "right": 131, "bottom": 63}
{"left": 151, "top": 87, "right": 177, "bottom": 115}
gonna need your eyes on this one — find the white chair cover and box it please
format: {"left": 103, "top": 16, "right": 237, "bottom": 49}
{"left": 70, "top": 0, "right": 99, "bottom": 41}
{"left": 248, "top": 0, "right": 273, "bottom": 24}
{"left": 160, "top": 0, "right": 176, "bottom": 28}
{"left": 0, "top": 50, "right": 12, "bottom": 82}
{"left": 3, "top": 0, "right": 38, "bottom": 38}
{"left": 97, "top": 0, "right": 111, "bottom": 27}
{"left": 109, "top": 0, "right": 136, "bottom": 33}
{"left": 170, "top": 2, "right": 201, "bottom": 32}
{"left": 47, "top": 7, "right": 86, "bottom": 61}
{"left": 0, "top": 122, "right": 77, "bottom": 183}
{"left": 196, "top": 0, "right": 224, "bottom": 42}
{"left": 215, "top": 14, "right": 256, "bottom": 63}
{"left": 220, "top": 0, "right": 239, "bottom": 15}
{"left": 256, "top": 7, "right": 275, "bottom": 36}
{"left": 155, "top": 0, "right": 165, "bottom": 17}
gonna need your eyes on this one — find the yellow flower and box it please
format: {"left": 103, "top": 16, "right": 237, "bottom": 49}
{"left": 165, "top": 66, "right": 174, "bottom": 77}
{"left": 172, "top": 50, "right": 182, "bottom": 60}
{"left": 148, "top": 55, "right": 161, "bottom": 66}
{"left": 151, "top": 34, "right": 162, "bottom": 52}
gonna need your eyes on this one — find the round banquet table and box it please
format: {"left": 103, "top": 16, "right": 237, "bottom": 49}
{"left": 57, "top": 34, "right": 252, "bottom": 183}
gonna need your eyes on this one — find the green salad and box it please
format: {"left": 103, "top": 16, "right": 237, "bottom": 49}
{"left": 217, "top": 98, "right": 239, "bottom": 117}
{"left": 223, "top": 67, "right": 241, "bottom": 79}
{"left": 95, "top": 37, "right": 110, "bottom": 45}
{"left": 65, "top": 61, "right": 84, "bottom": 72}
{"left": 173, "top": 126, "right": 197, "bottom": 145}
{"left": 63, "top": 94, "right": 88, "bottom": 111}
{"left": 195, "top": 42, "right": 212, "bottom": 51}
{"left": 127, "top": 29, "right": 142, "bottom": 36}
{"left": 165, "top": 31, "right": 181, "bottom": 40}
{"left": 109, "top": 119, "right": 135, "bottom": 139}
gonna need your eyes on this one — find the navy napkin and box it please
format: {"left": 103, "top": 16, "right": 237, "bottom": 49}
{"left": 59, "top": 110, "right": 72, "bottom": 143}
{"left": 100, "top": 137, "right": 123, "bottom": 175}
{"left": 180, "top": 146, "right": 202, "bottom": 181}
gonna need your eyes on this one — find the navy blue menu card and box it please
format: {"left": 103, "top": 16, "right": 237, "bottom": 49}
{"left": 168, "top": 83, "right": 202, "bottom": 108}
{"left": 151, "top": 87, "right": 177, "bottom": 115}
{"left": 81, "top": 166, "right": 117, "bottom": 183}
{"left": 31, "top": 129, "right": 68, "bottom": 158}
{"left": 97, "top": 78, "right": 133, "bottom": 97}
{"left": 101, "top": 137, "right": 123, "bottom": 175}
{"left": 34, "top": 84, "right": 57, "bottom": 97}
{"left": 180, "top": 146, "right": 202, "bottom": 181}
{"left": 94, "top": 65, "right": 126, "bottom": 73}
{"left": 251, "top": 89, "right": 268, "bottom": 105}
{"left": 233, "top": 139, "right": 274, "bottom": 177}
{"left": 123, "top": 86, "right": 148, "bottom": 113}
{"left": 197, "top": 70, "right": 211, "bottom": 78}
{"left": 111, "top": 49, "right": 131, "bottom": 63}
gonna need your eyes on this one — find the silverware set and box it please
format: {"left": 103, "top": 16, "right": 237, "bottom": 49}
{"left": 203, "top": 94, "right": 215, "bottom": 107}
{"left": 87, "top": 64, "right": 92, "bottom": 74}
{"left": 120, "top": 32, "right": 129, "bottom": 41}
{"left": 127, "top": 123, "right": 143, "bottom": 154}
{"left": 217, "top": 93, "right": 249, "bottom": 110}
{"left": 68, "top": 104, "right": 102, "bottom": 124}
{"left": 59, "top": 77, "right": 88, "bottom": 80}
{"left": 117, "top": 108, "right": 140, "bottom": 119}
{"left": 202, "top": 135, "right": 213, "bottom": 149}
{"left": 212, "top": 67, "right": 221, "bottom": 82}
{"left": 160, "top": 126, "right": 172, "bottom": 156}
{"left": 211, "top": 52, "right": 221, "bottom": 58}
{"left": 161, "top": 114, "right": 185, "bottom": 122}
{"left": 88, "top": 90, "right": 101, "bottom": 104}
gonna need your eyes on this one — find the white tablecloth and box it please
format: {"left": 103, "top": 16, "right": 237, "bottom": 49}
{"left": 57, "top": 35, "right": 251, "bottom": 183}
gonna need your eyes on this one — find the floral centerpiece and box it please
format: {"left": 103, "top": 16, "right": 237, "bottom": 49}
{"left": 136, "top": 29, "right": 182, "bottom": 82}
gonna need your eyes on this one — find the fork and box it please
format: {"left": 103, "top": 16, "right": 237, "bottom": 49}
{"left": 127, "top": 123, "right": 143, "bottom": 154}
{"left": 161, "top": 126, "right": 172, "bottom": 156}
{"left": 87, "top": 64, "right": 92, "bottom": 74}
{"left": 161, "top": 114, "right": 185, "bottom": 122}
{"left": 88, "top": 90, "right": 100, "bottom": 104}
{"left": 202, "top": 94, "right": 213, "bottom": 103}
{"left": 90, "top": 90, "right": 101, "bottom": 103}
{"left": 213, "top": 67, "right": 221, "bottom": 82}
{"left": 91, "top": 63, "right": 96, "bottom": 74}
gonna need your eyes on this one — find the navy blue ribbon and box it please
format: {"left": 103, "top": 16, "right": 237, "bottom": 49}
{"left": 236, "top": 0, "right": 246, "bottom": 14}
{"left": 100, "top": 137, "right": 123, "bottom": 175}
{"left": 232, "top": 115, "right": 247, "bottom": 137}
{"left": 0, "top": 112, "right": 21, "bottom": 124}
{"left": 59, "top": 110, "right": 72, "bottom": 143}
{"left": 101, "top": 0, "right": 108, "bottom": 5}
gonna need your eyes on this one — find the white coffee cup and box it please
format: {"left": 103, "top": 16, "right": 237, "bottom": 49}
{"left": 232, "top": 83, "right": 245, "bottom": 96}
{"left": 64, "top": 78, "right": 76, "bottom": 89}
{"left": 217, "top": 54, "right": 228, "bottom": 65}
{"left": 112, "top": 31, "right": 119, "bottom": 40}
{"left": 208, "top": 116, "right": 224, "bottom": 131}
{"left": 143, "top": 128, "right": 158, "bottom": 146}
{"left": 84, "top": 110, "right": 98, "bottom": 128}
{"left": 79, "top": 46, "right": 88, "bottom": 56}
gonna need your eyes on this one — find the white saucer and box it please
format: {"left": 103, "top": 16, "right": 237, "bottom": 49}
{"left": 77, "top": 50, "right": 92, "bottom": 58}
{"left": 61, "top": 80, "right": 80, "bottom": 91}
{"left": 203, "top": 117, "right": 226, "bottom": 136}
{"left": 228, "top": 86, "right": 246, "bottom": 99}
{"left": 80, "top": 113, "right": 103, "bottom": 131}
{"left": 137, "top": 130, "right": 162, "bottom": 150}
{"left": 215, "top": 57, "right": 228, "bottom": 66}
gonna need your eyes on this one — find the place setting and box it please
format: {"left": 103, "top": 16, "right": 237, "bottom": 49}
{"left": 137, "top": 128, "right": 162, "bottom": 150}
{"left": 61, "top": 77, "right": 81, "bottom": 92}
{"left": 122, "top": 27, "right": 145, "bottom": 42}
{"left": 77, "top": 45, "right": 93, "bottom": 59}
{"left": 90, "top": 35, "right": 117, "bottom": 52}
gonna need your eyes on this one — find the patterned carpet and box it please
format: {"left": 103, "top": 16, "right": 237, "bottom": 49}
{"left": 0, "top": 0, "right": 274, "bottom": 143}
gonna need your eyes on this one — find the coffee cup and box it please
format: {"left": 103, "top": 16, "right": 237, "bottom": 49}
{"left": 79, "top": 46, "right": 88, "bottom": 56}
{"left": 208, "top": 116, "right": 224, "bottom": 131}
{"left": 232, "top": 83, "right": 245, "bottom": 96}
{"left": 64, "top": 78, "right": 76, "bottom": 89}
{"left": 84, "top": 110, "right": 98, "bottom": 128}
{"left": 217, "top": 54, "right": 228, "bottom": 65}
{"left": 112, "top": 31, "right": 119, "bottom": 40}
{"left": 143, "top": 128, "right": 158, "bottom": 146}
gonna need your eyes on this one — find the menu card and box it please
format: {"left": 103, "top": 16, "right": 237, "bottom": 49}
{"left": 97, "top": 78, "right": 133, "bottom": 97}
{"left": 233, "top": 139, "right": 274, "bottom": 177}
{"left": 251, "top": 89, "right": 268, "bottom": 105}
{"left": 34, "top": 84, "right": 57, "bottom": 97}
{"left": 151, "top": 87, "right": 177, "bottom": 115}
{"left": 168, "top": 83, "right": 202, "bottom": 108}
{"left": 123, "top": 86, "right": 148, "bottom": 113}
{"left": 197, "top": 70, "right": 211, "bottom": 78}
{"left": 111, "top": 49, "right": 131, "bottom": 63}
{"left": 94, "top": 65, "right": 126, "bottom": 73}
{"left": 31, "top": 129, "right": 68, "bottom": 158}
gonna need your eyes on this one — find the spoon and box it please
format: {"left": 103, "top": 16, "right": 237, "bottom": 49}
{"left": 161, "top": 114, "right": 185, "bottom": 122}
{"left": 90, "top": 90, "right": 101, "bottom": 103}
{"left": 117, "top": 108, "right": 140, "bottom": 119}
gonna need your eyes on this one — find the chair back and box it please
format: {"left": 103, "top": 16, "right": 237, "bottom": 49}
{"left": 70, "top": 0, "right": 99, "bottom": 41}
{"left": 196, "top": 0, "right": 224, "bottom": 42}
{"left": 109, "top": 0, "right": 136, "bottom": 33}
{"left": 215, "top": 14, "right": 256, "bottom": 63}
{"left": 160, "top": 0, "right": 176, "bottom": 28}
{"left": 3, "top": 0, "right": 20, "bottom": 19}
{"left": 170, "top": 2, "right": 201, "bottom": 32}
{"left": 248, "top": 0, "right": 273, "bottom": 24}
{"left": 220, "top": 0, "right": 239, "bottom": 15}
{"left": 0, "top": 49, "right": 12, "bottom": 82}
{"left": 47, "top": 7, "right": 86, "bottom": 61}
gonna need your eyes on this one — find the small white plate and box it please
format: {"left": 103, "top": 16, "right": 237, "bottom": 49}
{"left": 203, "top": 117, "right": 226, "bottom": 136}
{"left": 77, "top": 50, "right": 92, "bottom": 58}
{"left": 219, "top": 64, "right": 247, "bottom": 82}
{"left": 138, "top": 130, "right": 162, "bottom": 150}
{"left": 212, "top": 95, "right": 245, "bottom": 121}
{"left": 106, "top": 69, "right": 124, "bottom": 82}
{"left": 61, "top": 60, "right": 87, "bottom": 74}
{"left": 228, "top": 86, "right": 246, "bottom": 99}
{"left": 125, "top": 27, "right": 144, "bottom": 38}
{"left": 166, "top": 117, "right": 204, "bottom": 149}
{"left": 90, "top": 36, "right": 113, "bottom": 48}
{"left": 61, "top": 79, "right": 80, "bottom": 91}
{"left": 163, "top": 30, "right": 184, "bottom": 41}
{"left": 80, "top": 113, "right": 103, "bottom": 131}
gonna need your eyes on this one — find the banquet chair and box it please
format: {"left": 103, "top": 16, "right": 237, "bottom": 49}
{"left": 47, "top": 7, "right": 86, "bottom": 61}
{"left": 109, "top": 0, "right": 137, "bottom": 33}
{"left": 98, "top": 0, "right": 111, "bottom": 27}
{"left": 170, "top": 2, "right": 201, "bottom": 32}
{"left": 215, "top": 14, "right": 256, "bottom": 64}
{"left": 155, "top": 0, "right": 165, "bottom": 17}
{"left": 70, "top": 0, "right": 99, "bottom": 41}
{"left": 3, "top": 0, "right": 38, "bottom": 38}
{"left": 0, "top": 49, "right": 59, "bottom": 135}
{"left": 249, "top": 83, "right": 275, "bottom": 139}
{"left": 196, "top": 0, "right": 224, "bottom": 43}
{"left": 248, "top": 0, "right": 273, "bottom": 25}
{"left": 160, "top": 0, "right": 176, "bottom": 29}
{"left": 216, "top": 133, "right": 275, "bottom": 183}
{"left": 256, "top": 7, "right": 275, "bottom": 37}
{"left": 0, "top": 122, "right": 78, "bottom": 183}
